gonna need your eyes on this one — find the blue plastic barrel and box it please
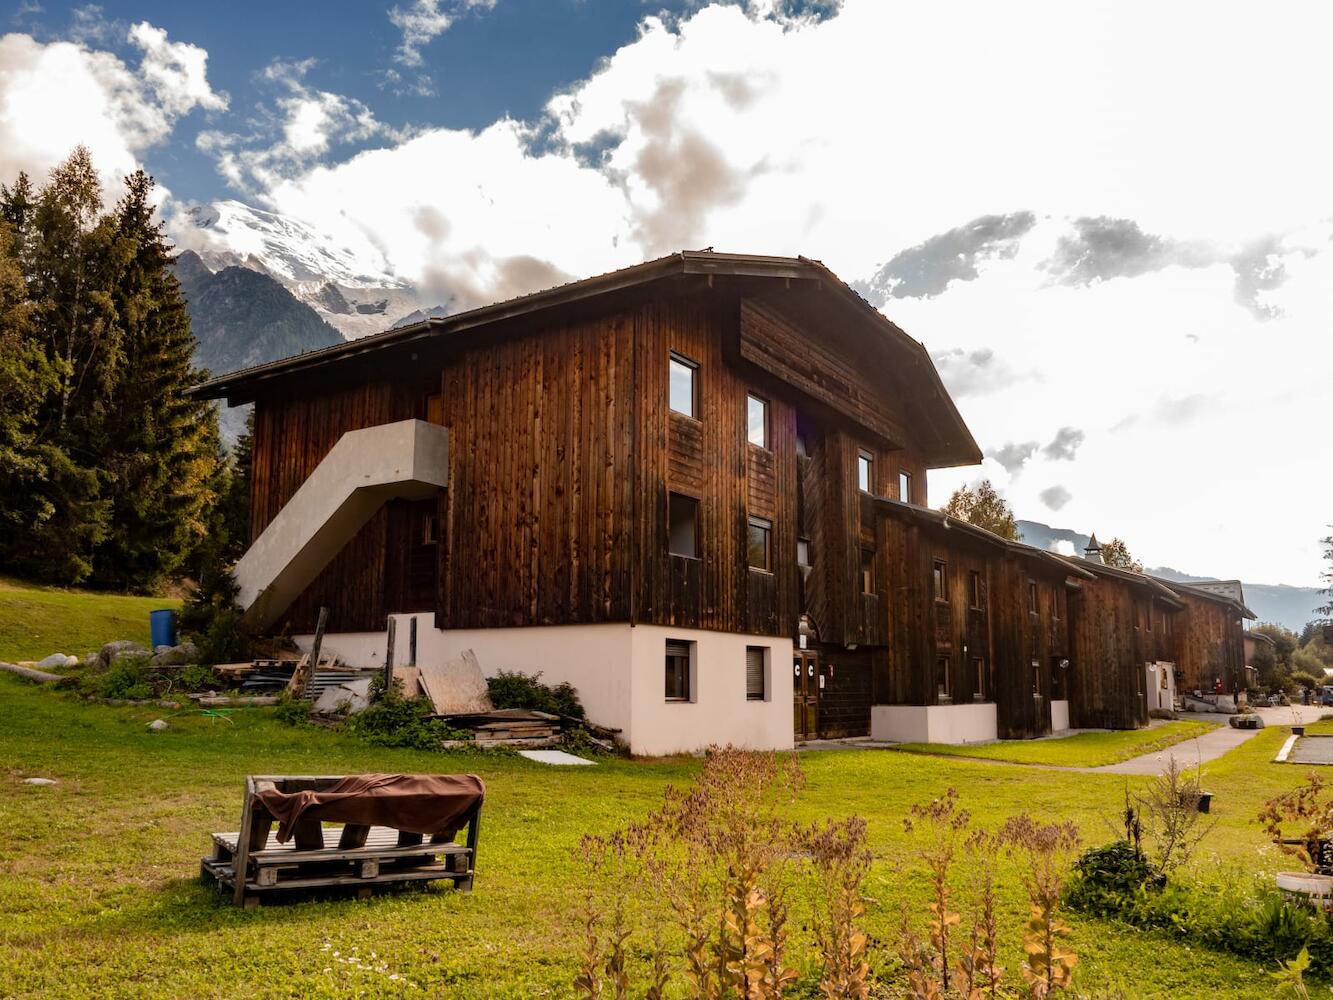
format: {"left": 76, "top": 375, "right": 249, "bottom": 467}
{"left": 150, "top": 609, "right": 178, "bottom": 649}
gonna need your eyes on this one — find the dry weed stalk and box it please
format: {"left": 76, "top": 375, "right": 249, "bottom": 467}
{"left": 806, "top": 816, "right": 873, "bottom": 1000}
{"left": 956, "top": 829, "right": 1004, "bottom": 1000}
{"left": 1139, "top": 757, "right": 1214, "bottom": 875}
{"left": 1001, "top": 815, "right": 1081, "bottom": 998}
{"left": 1259, "top": 772, "right": 1333, "bottom": 872}
{"left": 901, "top": 788, "right": 971, "bottom": 995}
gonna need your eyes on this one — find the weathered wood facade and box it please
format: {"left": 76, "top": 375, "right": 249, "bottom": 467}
{"left": 1163, "top": 584, "right": 1249, "bottom": 696}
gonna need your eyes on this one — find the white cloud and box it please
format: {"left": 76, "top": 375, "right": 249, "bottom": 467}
{"left": 385, "top": 0, "right": 497, "bottom": 94}
{"left": 0, "top": 23, "right": 222, "bottom": 189}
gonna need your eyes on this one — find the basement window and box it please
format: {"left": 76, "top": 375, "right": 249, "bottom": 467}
{"left": 747, "top": 516, "right": 772, "bottom": 571}
{"left": 899, "top": 470, "right": 913, "bottom": 504}
{"left": 668, "top": 493, "right": 699, "bottom": 558}
{"left": 857, "top": 450, "right": 874, "bottom": 493}
{"left": 669, "top": 352, "right": 698, "bottom": 418}
{"left": 745, "top": 646, "right": 768, "bottom": 701}
{"left": 665, "top": 639, "right": 694, "bottom": 702}
{"left": 747, "top": 394, "right": 768, "bottom": 448}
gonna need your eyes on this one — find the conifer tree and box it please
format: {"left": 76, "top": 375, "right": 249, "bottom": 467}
{"left": 91, "top": 170, "right": 219, "bottom": 590}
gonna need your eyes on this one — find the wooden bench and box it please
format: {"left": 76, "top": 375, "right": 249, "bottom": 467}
{"left": 201, "top": 774, "right": 481, "bottom": 908}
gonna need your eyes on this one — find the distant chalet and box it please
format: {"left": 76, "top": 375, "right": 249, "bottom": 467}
{"left": 195, "top": 252, "right": 1253, "bottom": 754}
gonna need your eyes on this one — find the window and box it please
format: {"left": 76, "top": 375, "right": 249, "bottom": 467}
{"left": 669, "top": 352, "right": 698, "bottom": 417}
{"left": 747, "top": 394, "right": 768, "bottom": 448}
{"left": 933, "top": 561, "right": 947, "bottom": 603}
{"left": 973, "top": 657, "right": 986, "bottom": 700}
{"left": 795, "top": 430, "right": 809, "bottom": 458}
{"left": 1051, "top": 584, "right": 1061, "bottom": 620}
{"left": 857, "top": 450, "right": 874, "bottom": 493}
{"left": 1052, "top": 658, "right": 1066, "bottom": 699}
{"left": 1027, "top": 579, "right": 1038, "bottom": 615}
{"left": 1134, "top": 601, "right": 1144, "bottom": 631}
{"left": 668, "top": 493, "right": 699, "bottom": 558}
{"left": 797, "top": 537, "right": 812, "bottom": 568}
{"left": 861, "top": 548, "right": 875, "bottom": 594}
{"left": 747, "top": 516, "right": 772, "bottom": 571}
{"left": 422, "top": 514, "right": 439, "bottom": 545}
{"left": 937, "top": 655, "right": 952, "bottom": 703}
{"left": 1146, "top": 599, "right": 1154, "bottom": 632}
{"left": 1033, "top": 659, "right": 1041, "bottom": 697}
{"left": 899, "top": 470, "right": 913, "bottom": 504}
{"left": 969, "top": 571, "right": 983, "bottom": 610}
{"left": 745, "top": 646, "right": 767, "bottom": 701}
{"left": 665, "top": 640, "right": 693, "bottom": 701}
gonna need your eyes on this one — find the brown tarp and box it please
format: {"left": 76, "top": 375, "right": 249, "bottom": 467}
{"left": 257, "top": 773, "right": 484, "bottom": 843}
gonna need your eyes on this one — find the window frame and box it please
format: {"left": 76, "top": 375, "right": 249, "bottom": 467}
{"left": 1027, "top": 579, "right": 1039, "bottom": 616}
{"left": 969, "top": 570, "right": 983, "bottom": 610}
{"left": 861, "top": 547, "right": 876, "bottom": 595}
{"left": 937, "top": 653, "right": 952, "bottom": 704}
{"left": 745, "top": 645, "right": 768, "bottom": 702}
{"left": 797, "top": 536, "right": 812, "bottom": 568}
{"left": 665, "top": 639, "right": 694, "bottom": 702}
{"left": 747, "top": 516, "right": 773, "bottom": 572}
{"left": 899, "top": 470, "right": 913, "bottom": 504}
{"left": 668, "top": 351, "right": 699, "bottom": 418}
{"left": 933, "top": 560, "right": 948, "bottom": 604}
{"left": 857, "top": 449, "right": 874, "bottom": 494}
{"left": 973, "top": 656, "right": 986, "bottom": 701}
{"left": 746, "top": 393, "right": 768, "bottom": 449}
{"left": 667, "top": 491, "right": 700, "bottom": 559}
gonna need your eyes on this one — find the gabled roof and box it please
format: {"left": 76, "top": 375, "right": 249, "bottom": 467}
{"left": 1153, "top": 576, "right": 1256, "bottom": 619}
{"left": 871, "top": 495, "right": 1096, "bottom": 581}
{"left": 1058, "top": 555, "right": 1186, "bottom": 607}
{"left": 190, "top": 250, "right": 982, "bottom": 468}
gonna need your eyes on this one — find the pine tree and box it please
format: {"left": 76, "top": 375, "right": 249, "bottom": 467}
{"left": 90, "top": 170, "right": 220, "bottom": 591}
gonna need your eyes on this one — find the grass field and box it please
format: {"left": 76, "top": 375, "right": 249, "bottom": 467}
{"left": 0, "top": 672, "right": 1319, "bottom": 999}
{"left": 892, "top": 719, "right": 1220, "bottom": 768}
{"left": 0, "top": 576, "right": 181, "bottom": 663}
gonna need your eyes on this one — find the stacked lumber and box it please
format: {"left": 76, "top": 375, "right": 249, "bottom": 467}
{"left": 436, "top": 709, "right": 562, "bottom": 748}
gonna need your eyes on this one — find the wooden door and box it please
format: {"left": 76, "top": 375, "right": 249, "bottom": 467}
{"left": 793, "top": 651, "right": 820, "bottom": 740}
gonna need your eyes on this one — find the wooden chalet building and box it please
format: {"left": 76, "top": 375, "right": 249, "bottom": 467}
{"left": 1150, "top": 578, "right": 1254, "bottom": 699}
{"left": 197, "top": 251, "right": 1258, "bottom": 753}
{"left": 197, "top": 252, "right": 984, "bottom": 754}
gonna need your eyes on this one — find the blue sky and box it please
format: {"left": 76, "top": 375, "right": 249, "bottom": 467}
{"left": 10, "top": 0, "right": 714, "bottom": 205}
{"left": 1, "top": 1, "right": 1331, "bottom": 589}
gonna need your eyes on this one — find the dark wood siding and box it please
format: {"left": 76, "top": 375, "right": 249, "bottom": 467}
{"left": 1174, "top": 593, "right": 1246, "bottom": 694}
{"left": 1065, "top": 575, "right": 1151, "bottom": 730}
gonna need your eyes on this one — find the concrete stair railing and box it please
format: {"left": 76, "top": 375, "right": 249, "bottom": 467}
{"left": 235, "top": 419, "right": 449, "bottom": 630}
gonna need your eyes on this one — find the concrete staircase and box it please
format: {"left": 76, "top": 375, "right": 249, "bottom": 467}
{"left": 236, "top": 419, "right": 449, "bottom": 629}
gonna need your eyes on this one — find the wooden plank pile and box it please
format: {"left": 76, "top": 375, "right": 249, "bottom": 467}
{"left": 436, "top": 708, "right": 562, "bottom": 748}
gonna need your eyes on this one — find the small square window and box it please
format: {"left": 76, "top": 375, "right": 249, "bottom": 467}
{"left": 899, "top": 470, "right": 912, "bottom": 504}
{"left": 797, "top": 537, "right": 811, "bottom": 567}
{"left": 669, "top": 493, "right": 699, "bottom": 558}
{"left": 747, "top": 516, "right": 772, "bottom": 571}
{"left": 969, "top": 571, "right": 983, "bottom": 610}
{"left": 747, "top": 394, "right": 767, "bottom": 448}
{"left": 857, "top": 450, "right": 874, "bottom": 493}
{"left": 665, "top": 639, "right": 693, "bottom": 701}
{"left": 861, "top": 548, "right": 875, "bottom": 594}
{"left": 745, "top": 645, "right": 767, "bottom": 701}
{"left": 669, "top": 352, "right": 698, "bottom": 417}
{"left": 933, "top": 561, "right": 947, "bottom": 602}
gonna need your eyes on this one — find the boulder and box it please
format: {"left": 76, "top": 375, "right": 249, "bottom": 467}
{"left": 178, "top": 640, "right": 200, "bottom": 662}
{"left": 23, "top": 777, "right": 57, "bottom": 786}
{"left": 147, "top": 719, "right": 169, "bottom": 732}
{"left": 99, "top": 640, "right": 145, "bottom": 668}
{"left": 36, "top": 653, "right": 73, "bottom": 670}
{"left": 150, "top": 645, "right": 188, "bottom": 666}
{"left": 312, "top": 677, "right": 373, "bottom": 715}
{"left": 1229, "top": 714, "right": 1265, "bottom": 730}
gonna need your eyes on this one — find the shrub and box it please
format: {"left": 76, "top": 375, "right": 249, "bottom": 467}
{"left": 178, "top": 568, "right": 250, "bottom": 665}
{"left": 342, "top": 689, "right": 470, "bottom": 749}
{"left": 96, "top": 655, "right": 155, "bottom": 700}
{"left": 487, "top": 670, "right": 584, "bottom": 720}
{"left": 177, "top": 663, "right": 219, "bottom": 692}
{"left": 1064, "top": 841, "right": 1155, "bottom": 916}
{"left": 273, "top": 694, "right": 313, "bottom": 727}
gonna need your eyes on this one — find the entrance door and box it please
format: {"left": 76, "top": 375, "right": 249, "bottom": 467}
{"left": 793, "top": 651, "right": 820, "bottom": 740}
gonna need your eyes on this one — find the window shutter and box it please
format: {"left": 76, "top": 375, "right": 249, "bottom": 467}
{"left": 666, "top": 640, "right": 692, "bottom": 659}
{"left": 746, "top": 647, "right": 765, "bottom": 699}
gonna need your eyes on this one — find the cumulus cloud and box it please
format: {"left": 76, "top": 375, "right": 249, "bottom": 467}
{"left": 1039, "top": 485, "right": 1073, "bottom": 511}
{"left": 931, "top": 347, "right": 1034, "bottom": 398}
{"left": 1042, "top": 426, "right": 1084, "bottom": 461}
{"left": 987, "top": 441, "right": 1039, "bottom": 475}
{"left": 856, "top": 212, "right": 1036, "bottom": 303}
{"left": 0, "top": 24, "right": 223, "bottom": 189}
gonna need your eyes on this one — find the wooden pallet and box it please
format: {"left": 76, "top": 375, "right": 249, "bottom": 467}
{"left": 201, "top": 775, "right": 481, "bottom": 907}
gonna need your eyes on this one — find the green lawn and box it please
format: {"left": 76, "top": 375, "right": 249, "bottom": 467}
{"left": 892, "top": 719, "right": 1219, "bottom": 768}
{"left": 0, "top": 673, "right": 1317, "bottom": 999}
{"left": 0, "top": 576, "right": 180, "bottom": 663}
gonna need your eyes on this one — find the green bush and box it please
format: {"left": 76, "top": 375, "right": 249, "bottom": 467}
{"left": 178, "top": 568, "right": 250, "bottom": 665}
{"left": 96, "top": 656, "right": 154, "bottom": 700}
{"left": 486, "top": 670, "right": 584, "bottom": 720}
{"left": 273, "top": 694, "right": 313, "bottom": 727}
{"left": 177, "top": 663, "right": 218, "bottom": 692}
{"left": 1064, "top": 841, "right": 1156, "bottom": 916}
{"left": 342, "top": 690, "right": 471, "bottom": 749}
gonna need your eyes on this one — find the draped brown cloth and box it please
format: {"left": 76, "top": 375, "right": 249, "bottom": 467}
{"left": 257, "top": 773, "right": 485, "bottom": 844}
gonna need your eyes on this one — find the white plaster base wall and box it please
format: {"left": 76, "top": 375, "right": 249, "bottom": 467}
{"left": 1050, "top": 699, "right": 1070, "bottom": 732}
{"left": 870, "top": 702, "right": 998, "bottom": 744}
{"left": 296, "top": 616, "right": 793, "bottom": 757}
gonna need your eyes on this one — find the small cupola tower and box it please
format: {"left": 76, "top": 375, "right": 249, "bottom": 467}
{"left": 1084, "top": 534, "right": 1103, "bottom": 564}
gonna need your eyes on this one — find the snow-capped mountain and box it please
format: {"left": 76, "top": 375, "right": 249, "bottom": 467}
{"left": 174, "top": 200, "right": 442, "bottom": 339}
